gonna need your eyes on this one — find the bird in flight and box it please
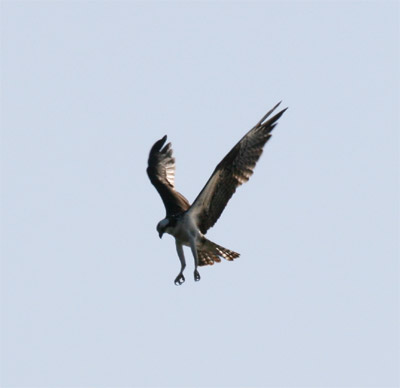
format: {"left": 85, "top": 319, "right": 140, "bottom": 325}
{"left": 147, "top": 102, "right": 287, "bottom": 285}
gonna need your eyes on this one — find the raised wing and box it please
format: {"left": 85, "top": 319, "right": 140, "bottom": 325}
{"left": 188, "top": 102, "right": 287, "bottom": 234}
{"left": 147, "top": 135, "right": 190, "bottom": 216}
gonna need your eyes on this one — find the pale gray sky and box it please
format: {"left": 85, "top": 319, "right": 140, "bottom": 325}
{"left": 1, "top": 1, "right": 399, "bottom": 387}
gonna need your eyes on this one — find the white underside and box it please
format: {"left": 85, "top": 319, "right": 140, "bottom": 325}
{"left": 165, "top": 213, "right": 202, "bottom": 246}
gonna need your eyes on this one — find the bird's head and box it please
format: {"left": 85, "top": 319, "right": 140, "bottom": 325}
{"left": 156, "top": 218, "right": 169, "bottom": 239}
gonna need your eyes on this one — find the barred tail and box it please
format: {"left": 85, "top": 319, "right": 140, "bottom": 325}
{"left": 197, "top": 238, "right": 240, "bottom": 266}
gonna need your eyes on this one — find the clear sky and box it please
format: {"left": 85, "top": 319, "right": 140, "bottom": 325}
{"left": 1, "top": 1, "right": 398, "bottom": 387}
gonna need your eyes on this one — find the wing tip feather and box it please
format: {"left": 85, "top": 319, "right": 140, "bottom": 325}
{"left": 256, "top": 102, "right": 288, "bottom": 129}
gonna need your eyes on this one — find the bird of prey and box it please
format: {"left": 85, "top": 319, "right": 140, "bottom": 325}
{"left": 147, "top": 102, "right": 287, "bottom": 285}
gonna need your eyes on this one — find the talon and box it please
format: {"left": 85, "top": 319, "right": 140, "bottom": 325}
{"left": 194, "top": 270, "right": 201, "bottom": 282}
{"left": 174, "top": 273, "right": 185, "bottom": 286}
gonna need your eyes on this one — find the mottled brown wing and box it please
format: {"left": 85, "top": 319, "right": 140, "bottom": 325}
{"left": 188, "top": 102, "right": 287, "bottom": 234}
{"left": 147, "top": 135, "right": 190, "bottom": 216}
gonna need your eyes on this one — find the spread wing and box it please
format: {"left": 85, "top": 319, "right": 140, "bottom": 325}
{"left": 187, "top": 102, "right": 287, "bottom": 234}
{"left": 147, "top": 135, "right": 190, "bottom": 216}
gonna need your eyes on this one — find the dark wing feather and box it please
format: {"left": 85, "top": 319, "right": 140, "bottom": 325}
{"left": 147, "top": 135, "right": 190, "bottom": 216}
{"left": 188, "top": 102, "right": 287, "bottom": 234}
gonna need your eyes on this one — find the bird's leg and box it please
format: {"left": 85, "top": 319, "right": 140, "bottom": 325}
{"left": 190, "top": 238, "right": 201, "bottom": 282}
{"left": 174, "top": 240, "right": 186, "bottom": 286}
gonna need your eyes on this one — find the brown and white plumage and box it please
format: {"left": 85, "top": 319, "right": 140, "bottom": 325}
{"left": 147, "top": 102, "right": 287, "bottom": 285}
{"left": 147, "top": 136, "right": 190, "bottom": 216}
{"left": 188, "top": 102, "right": 287, "bottom": 234}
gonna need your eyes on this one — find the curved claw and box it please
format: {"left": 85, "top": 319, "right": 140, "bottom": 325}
{"left": 174, "top": 273, "right": 185, "bottom": 286}
{"left": 194, "top": 269, "right": 201, "bottom": 282}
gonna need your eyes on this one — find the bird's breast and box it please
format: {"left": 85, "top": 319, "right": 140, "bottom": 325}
{"left": 166, "top": 213, "right": 200, "bottom": 245}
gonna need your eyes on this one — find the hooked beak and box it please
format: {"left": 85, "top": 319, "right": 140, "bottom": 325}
{"left": 159, "top": 231, "right": 164, "bottom": 239}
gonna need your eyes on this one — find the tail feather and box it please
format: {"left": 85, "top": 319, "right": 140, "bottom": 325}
{"left": 197, "top": 238, "right": 240, "bottom": 267}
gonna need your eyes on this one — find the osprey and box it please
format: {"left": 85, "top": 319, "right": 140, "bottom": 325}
{"left": 147, "top": 102, "right": 287, "bottom": 285}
